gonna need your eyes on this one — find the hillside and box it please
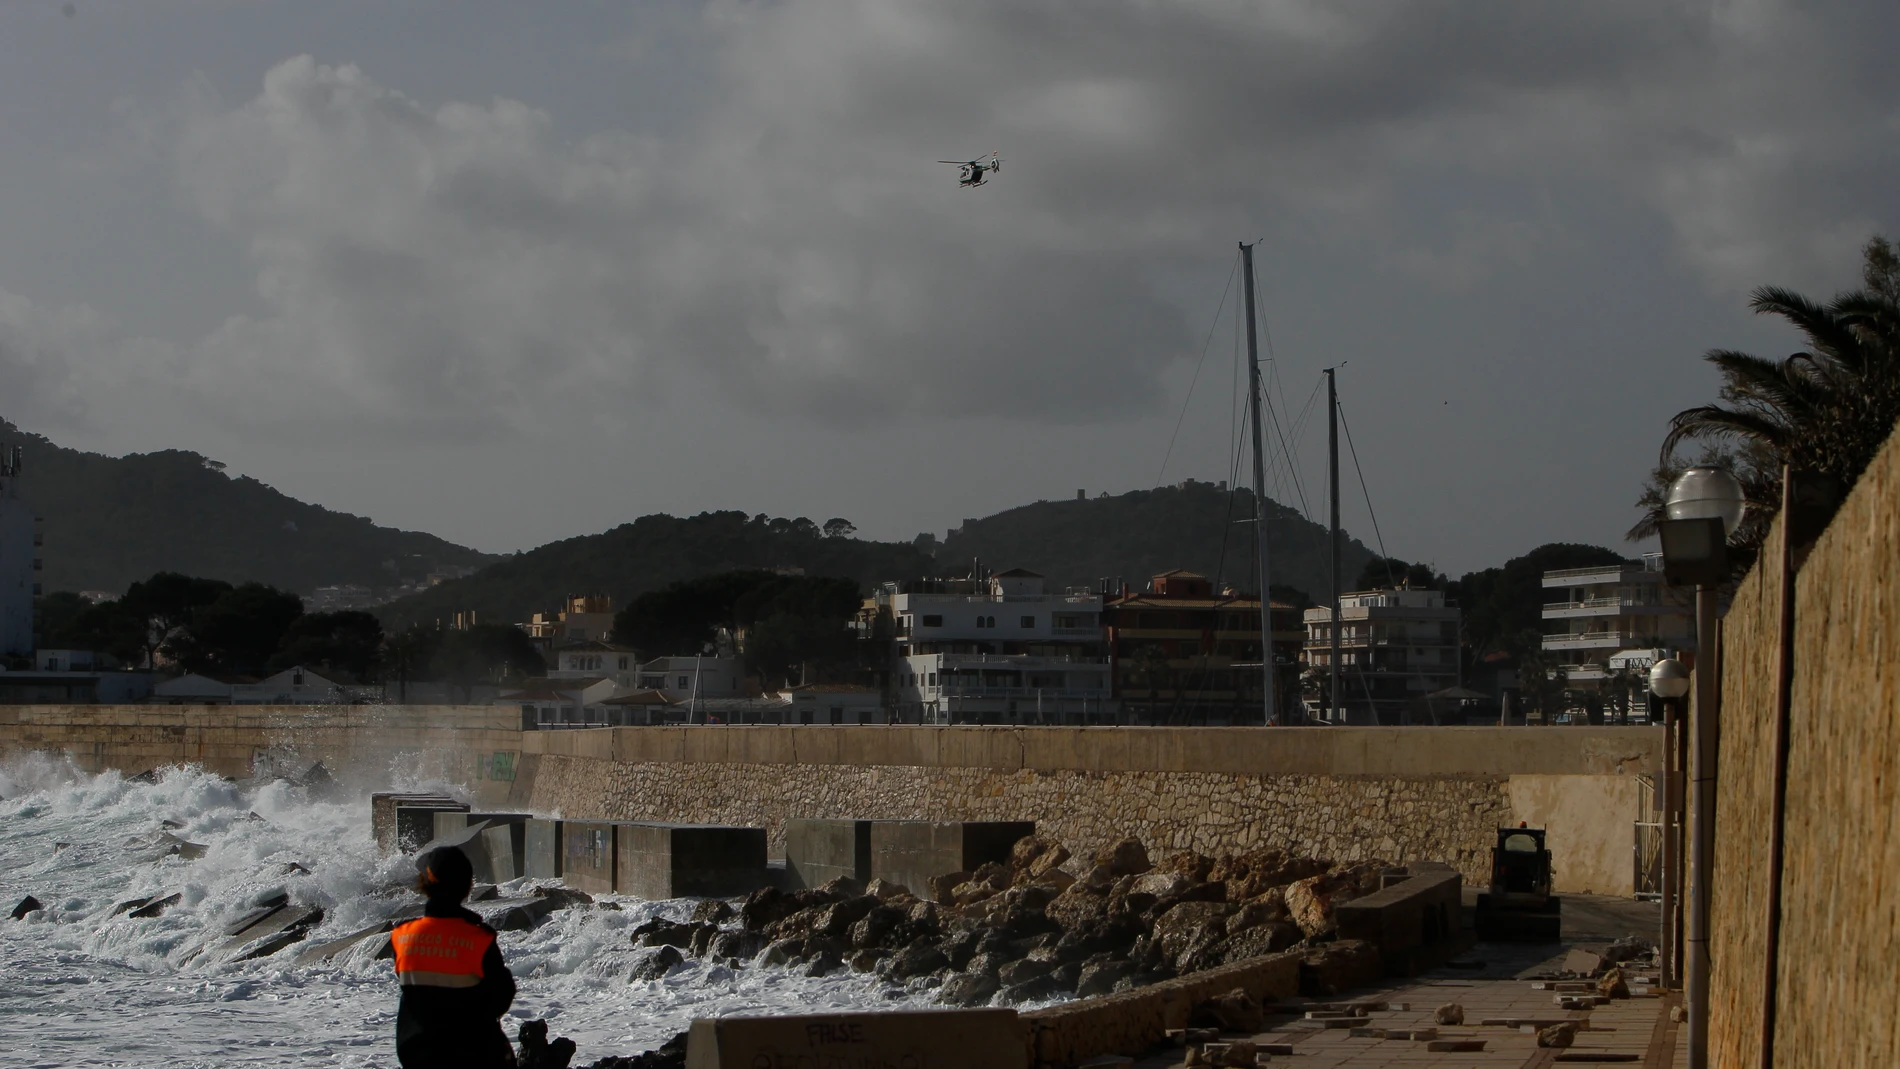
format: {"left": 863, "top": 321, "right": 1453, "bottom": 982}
{"left": 939, "top": 481, "right": 1377, "bottom": 601}
{"left": 1, "top": 420, "right": 495, "bottom": 595}
{"left": 375, "top": 511, "right": 941, "bottom": 631}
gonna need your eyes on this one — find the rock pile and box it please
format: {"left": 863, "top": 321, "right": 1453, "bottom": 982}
{"left": 627, "top": 834, "right": 1389, "bottom": 1008}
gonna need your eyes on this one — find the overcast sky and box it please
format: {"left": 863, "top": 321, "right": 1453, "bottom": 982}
{"left": 1, "top": 0, "right": 1895, "bottom": 576}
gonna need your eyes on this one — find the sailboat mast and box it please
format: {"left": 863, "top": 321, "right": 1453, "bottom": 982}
{"left": 1240, "top": 243, "right": 1276, "bottom": 726}
{"left": 1326, "top": 367, "right": 1341, "bottom": 722}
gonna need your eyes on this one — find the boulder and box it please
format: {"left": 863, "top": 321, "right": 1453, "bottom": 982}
{"left": 1212, "top": 921, "right": 1302, "bottom": 965}
{"left": 882, "top": 942, "right": 950, "bottom": 980}
{"left": 1152, "top": 901, "right": 1234, "bottom": 960}
{"left": 927, "top": 871, "right": 970, "bottom": 905}
{"left": 1537, "top": 1021, "right": 1579, "bottom": 1048}
{"left": 803, "top": 949, "right": 844, "bottom": 977}
{"left": 997, "top": 955, "right": 1055, "bottom": 987}
{"left": 709, "top": 930, "right": 766, "bottom": 960}
{"left": 516, "top": 1019, "right": 579, "bottom": 1069}
{"left": 1298, "top": 939, "right": 1383, "bottom": 997}
{"left": 848, "top": 948, "right": 887, "bottom": 972}
{"left": 1434, "top": 1003, "right": 1466, "bottom": 1026}
{"left": 740, "top": 887, "right": 797, "bottom": 930}
{"left": 1009, "top": 835, "right": 1064, "bottom": 877}
{"left": 630, "top": 945, "right": 684, "bottom": 981}
{"left": 996, "top": 972, "right": 1060, "bottom": 1004}
{"left": 865, "top": 879, "right": 911, "bottom": 900}
{"left": 849, "top": 905, "right": 906, "bottom": 949}
{"left": 1045, "top": 886, "right": 1108, "bottom": 930}
{"left": 1131, "top": 871, "right": 1192, "bottom": 899}
{"left": 10, "top": 895, "right": 43, "bottom": 920}
{"left": 817, "top": 876, "right": 864, "bottom": 898}
{"left": 1598, "top": 967, "right": 1631, "bottom": 1000}
{"left": 1076, "top": 959, "right": 1136, "bottom": 996}
{"left": 1284, "top": 864, "right": 1383, "bottom": 937}
{"left": 937, "top": 971, "right": 1001, "bottom": 1007}
{"left": 1153, "top": 851, "right": 1215, "bottom": 882}
{"left": 1096, "top": 838, "right": 1152, "bottom": 877}
{"left": 533, "top": 886, "right": 594, "bottom": 910}
{"left": 633, "top": 919, "right": 711, "bottom": 950}
{"left": 691, "top": 900, "right": 735, "bottom": 924}
{"left": 1226, "top": 894, "right": 1287, "bottom": 933}
{"left": 759, "top": 938, "right": 803, "bottom": 966}
{"left": 813, "top": 895, "right": 879, "bottom": 937}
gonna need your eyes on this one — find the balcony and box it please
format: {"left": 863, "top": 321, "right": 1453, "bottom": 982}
{"left": 1542, "top": 631, "right": 1660, "bottom": 651}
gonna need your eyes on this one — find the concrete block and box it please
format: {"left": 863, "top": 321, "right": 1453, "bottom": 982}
{"left": 683, "top": 1008, "right": 1024, "bottom": 1069}
{"left": 429, "top": 812, "right": 530, "bottom": 882}
{"left": 1426, "top": 1040, "right": 1487, "bottom": 1052}
{"left": 562, "top": 821, "right": 622, "bottom": 895}
{"left": 616, "top": 823, "right": 767, "bottom": 900}
{"left": 371, "top": 793, "right": 464, "bottom": 854}
{"left": 869, "top": 820, "right": 1035, "bottom": 895}
{"left": 784, "top": 818, "right": 873, "bottom": 889}
{"left": 524, "top": 818, "right": 564, "bottom": 880}
{"left": 1334, "top": 868, "right": 1461, "bottom": 973}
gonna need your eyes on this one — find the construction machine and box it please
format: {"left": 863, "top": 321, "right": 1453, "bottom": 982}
{"left": 1473, "top": 824, "right": 1563, "bottom": 942}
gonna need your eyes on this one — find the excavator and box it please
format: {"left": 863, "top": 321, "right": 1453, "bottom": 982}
{"left": 1474, "top": 823, "right": 1563, "bottom": 942}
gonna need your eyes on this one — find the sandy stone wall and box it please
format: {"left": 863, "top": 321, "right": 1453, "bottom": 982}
{"left": 1712, "top": 422, "right": 1900, "bottom": 1067}
{"left": 527, "top": 754, "right": 1516, "bottom": 886}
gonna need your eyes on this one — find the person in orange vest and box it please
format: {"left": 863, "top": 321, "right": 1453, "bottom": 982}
{"left": 390, "top": 846, "right": 518, "bottom": 1068}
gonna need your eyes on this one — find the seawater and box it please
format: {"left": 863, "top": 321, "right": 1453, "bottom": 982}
{"left": 0, "top": 755, "right": 918, "bottom": 1068}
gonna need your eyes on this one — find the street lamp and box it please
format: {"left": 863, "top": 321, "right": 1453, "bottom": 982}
{"left": 1647, "top": 655, "right": 1690, "bottom": 990}
{"left": 1656, "top": 465, "right": 1744, "bottom": 1069}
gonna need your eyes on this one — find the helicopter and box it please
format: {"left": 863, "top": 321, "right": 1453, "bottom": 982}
{"left": 938, "top": 151, "right": 1002, "bottom": 187}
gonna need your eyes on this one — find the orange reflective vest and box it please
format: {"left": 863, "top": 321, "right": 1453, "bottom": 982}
{"left": 391, "top": 915, "right": 493, "bottom": 989}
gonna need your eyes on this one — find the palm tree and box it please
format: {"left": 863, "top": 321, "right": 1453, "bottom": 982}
{"left": 1630, "top": 237, "right": 1900, "bottom": 567}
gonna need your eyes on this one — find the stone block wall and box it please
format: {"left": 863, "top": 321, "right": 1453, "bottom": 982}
{"left": 527, "top": 755, "right": 1518, "bottom": 886}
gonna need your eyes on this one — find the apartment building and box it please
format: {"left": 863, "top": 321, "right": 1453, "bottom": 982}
{"left": 1302, "top": 586, "right": 1461, "bottom": 724}
{"left": 1541, "top": 554, "right": 1692, "bottom": 716}
{"left": 879, "top": 568, "right": 1111, "bottom": 723}
{"left": 1103, "top": 570, "right": 1304, "bottom": 723}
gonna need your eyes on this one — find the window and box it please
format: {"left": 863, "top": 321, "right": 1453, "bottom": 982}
{"left": 928, "top": 672, "right": 937, "bottom": 688}
{"left": 987, "top": 615, "right": 997, "bottom": 628}
{"left": 618, "top": 656, "right": 630, "bottom": 669}
{"left": 921, "top": 614, "right": 943, "bottom": 627}
{"left": 678, "top": 676, "right": 690, "bottom": 688}
{"left": 1020, "top": 615, "right": 1036, "bottom": 629}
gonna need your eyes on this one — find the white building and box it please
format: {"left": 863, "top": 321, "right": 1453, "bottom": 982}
{"left": 634, "top": 655, "right": 745, "bottom": 704}
{"left": 548, "top": 641, "right": 642, "bottom": 687}
{"left": 1302, "top": 587, "right": 1461, "bottom": 724}
{"left": 231, "top": 666, "right": 355, "bottom": 704}
{"left": 1541, "top": 554, "right": 1693, "bottom": 717}
{"left": 878, "top": 568, "right": 1111, "bottom": 723}
{"left": 0, "top": 444, "right": 38, "bottom": 659}
{"left": 781, "top": 683, "right": 885, "bottom": 724}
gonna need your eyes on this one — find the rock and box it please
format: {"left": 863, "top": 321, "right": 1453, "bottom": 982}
{"left": 759, "top": 938, "right": 803, "bottom": 966}
{"left": 1153, "top": 851, "right": 1215, "bottom": 882}
{"left": 629, "top": 944, "right": 685, "bottom": 981}
{"left": 818, "top": 876, "right": 865, "bottom": 898}
{"left": 581, "top": 1029, "right": 688, "bottom": 1069}
{"left": 1212, "top": 920, "right": 1303, "bottom": 965}
{"left": 1152, "top": 901, "right": 1233, "bottom": 959}
{"left": 1598, "top": 967, "right": 1631, "bottom": 999}
{"left": 951, "top": 881, "right": 997, "bottom": 907}
{"left": 1226, "top": 897, "right": 1286, "bottom": 935}
{"left": 1010, "top": 835, "right": 1062, "bottom": 875}
{"left": 866, "top": 878, "right": 911, "bottom": 900}
{"left": 1131, "top": 870, "right": 1193, "bottom": 899}
{"left": 1077, "top": 863, "right": 1117, "bottom": 893}
{"left": 905, "top": 900, "right": 943, "bottom": 932}
{"left": 882, "top": 942, "right": 950, "bottom": 980}
{"left": 1049, "top": 960, "right": 1081, "bottom": 990}
{"left": 740, "top": 887, "right": 797, "bottom": 930}
{"left": 997, "top": 955, "right": 1054, "bottom": 987}
{"left": 1208, "top": 1039, "right": 1258, "bottom": 1068}
{"left": 1434, "top": 1003, "right": 1466, "bottom": 1026}
{"left": 939, "top": 928, "right": 985, "bottom": 970}
{"left": 1096, "top": 838, "right": 1152, "bottom": 877}
{"left": 1537, "top": 1021, "right": 1579, "bottom": 1048}
{"left": 1284, "top": 865, "right": 1382, "bottom": 937}
{"left": 10, "top": 895, "right": 43, "bottom": 920}
{"left": 804, "top": 949, "right": 844, "bottom": 976}
{"left": 1077, "top": 959, "right": 1136, "bottom": 996}
{"left": 996, "top": 972, "right": 1060, "bottom": 1004}
{"left": 691, "top": 899, "right": 735, "bottom": 924}
{"left": 813, "top": 895, "right": 879, "bottom": 937}
{"left": 937, "top": 970, "right": 1001, "bottom": 1007}
{"left": 534, "top": 886, "right": 594, "bottom": 910}
{"left": 1046, "top": 886, "right": 1108, "bottom": 929}
{"left": 847, "top": 948, "right": 886, "bottom": 972}
{"left": 633, "top": 919, "right": 711, "bottom": 950}
{"left": 927, "top": 871, "right": 970, "bottom": 905}
{"left": 1670, "top": 1004, "right": 1687, "bottom": 1023}
{"left": 849, "top": 904, "right": 905, "bottom": 949}
{"left": 517, "top": 1019, "right": 579, "bottom": 1069}
{"left": 1197, "top": 987, "right": 1264, "bottom": 1034}
{"left": 1033, "top": 868, "right": 1076, "bottom": 893}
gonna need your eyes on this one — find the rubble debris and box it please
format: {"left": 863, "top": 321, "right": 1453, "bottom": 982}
{"left": 10, "top": 895, "right": 43, "bottom": 919}
{"left": 1434, "top": 1002, "right": 1466, "bottom": 1026}
{"left": 1538, "top": 1021, "right": 1580, "bottom": 1048}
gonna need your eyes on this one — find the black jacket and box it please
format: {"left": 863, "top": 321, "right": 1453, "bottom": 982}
{"left": 393, "top": 903, "right": 517, "bottom": 1069}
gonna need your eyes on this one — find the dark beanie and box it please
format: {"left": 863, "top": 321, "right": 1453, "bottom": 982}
{"left": 416, "top": 845, "right": 475, "bottom": 900}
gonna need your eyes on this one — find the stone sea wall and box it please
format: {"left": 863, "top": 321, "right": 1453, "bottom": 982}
{"left": 527, "top": 756, "right": 1516, "bottom": 887}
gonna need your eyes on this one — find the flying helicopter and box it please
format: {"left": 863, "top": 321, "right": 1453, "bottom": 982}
{"left": 938, "top": 151, "right": 1002, "bottom": 187}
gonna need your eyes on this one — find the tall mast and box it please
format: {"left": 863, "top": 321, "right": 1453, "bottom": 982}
{"left": 1326, "top": 367, "right": 1341, "bottom": 722}
{"left": 1240, "top": 243, "right": 1276, "bottom": 726}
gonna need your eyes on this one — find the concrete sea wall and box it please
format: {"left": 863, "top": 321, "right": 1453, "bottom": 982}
{"left": 0, "top": 705, "right": 1660, "bottom": 896}
{"left": 1710, "top": 423, "right": 1900, "bottom": 1067}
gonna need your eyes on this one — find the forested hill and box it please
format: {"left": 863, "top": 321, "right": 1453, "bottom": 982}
{"left": 1, "top": 420, "right": 494, "bottom": 595}
{"left": 938, "top": 481, "right": 1377, "bottom": 602}
{"left": 375, "top": 512, "right": 938, "bottom": 631}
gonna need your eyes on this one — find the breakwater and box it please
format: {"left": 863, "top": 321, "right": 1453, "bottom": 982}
{"left": 0, "top": 709, "right": 1661, "bottom": 896}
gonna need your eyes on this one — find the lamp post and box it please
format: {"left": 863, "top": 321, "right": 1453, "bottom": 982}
{"left": 1656, "top": 466, "right": 1745, "bottom": 1069}
{"left": 1648, "top": 656, "right": 1690, "bottom": 990}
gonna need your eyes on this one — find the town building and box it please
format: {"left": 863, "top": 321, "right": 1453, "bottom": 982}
{"left": 548, "top": 641, "right": 642, "bottom": 687}
{"left": 782, "top": 682, "right": 884, "bottom": 724}
{"left": 877, "top": 567, "right": 1111, "bottom": 723}
{"left": 525, "top": 595, "right": 617, "bottom": 645}
{"left": 634, "top": 655, "right": 745, "bottom": 704}
{"left": 1103, "top": 570, "right": 1305, "bottom": 723}
{"left": 1302, "top": 586, "right": 1462, "bottom": 724}
{"left": 0, "top": 444, "right": 38, "bottom": 659}
{"left": 151, "top": 673, "right": 245, "bottom": 704}
{"left": 1540, "top": 554, "right": 1693, "bottom": 720}
{"left": 231, "top": 666, "right": 359, "bottom": 704}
